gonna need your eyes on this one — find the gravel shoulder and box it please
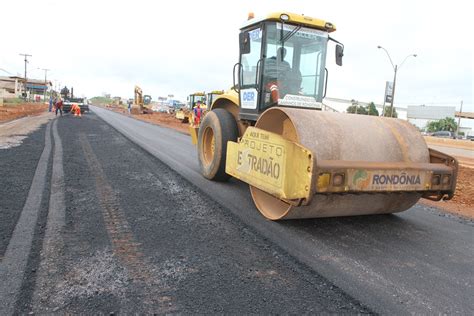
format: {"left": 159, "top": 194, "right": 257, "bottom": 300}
{"left": 0, "top": 112, "right": 53, "bottom": 149}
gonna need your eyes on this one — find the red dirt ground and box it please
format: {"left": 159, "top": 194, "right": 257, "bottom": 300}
{"left": 105, "top": 105, "right": 190, "bottom": 134}
{"left": 421, "top": 165, "right": 474, "bottom": 219}
{"left": 0, "top": 103, "right": 48, "bottom": 123}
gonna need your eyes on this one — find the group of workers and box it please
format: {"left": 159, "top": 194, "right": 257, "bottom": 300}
{"left": 48, "top": 96, "right": 82, "bottom": 117}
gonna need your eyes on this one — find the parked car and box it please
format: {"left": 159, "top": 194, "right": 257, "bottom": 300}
{"left": 152, "top": 104, "right": 171, "bottom": 113}
{"left": 431, "top": 131, "right": 455, "bottom": 139}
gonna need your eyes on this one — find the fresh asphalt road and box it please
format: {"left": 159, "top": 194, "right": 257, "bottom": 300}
{"left": 92, "top": 105, "right": 473, "bottom": 314}
{"left": 1, "top": 113, "right": 368, "bottom": 314}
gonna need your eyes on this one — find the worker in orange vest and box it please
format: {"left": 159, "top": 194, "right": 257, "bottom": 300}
{"left": 71, "top": 103, "right": 82, "bottom": 117}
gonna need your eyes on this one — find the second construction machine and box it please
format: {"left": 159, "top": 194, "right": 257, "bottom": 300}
{"left": 176, "top": 92, "right": 206, "bottom": 123}
{"left": 192, "top": 12, "right": 458, "bottom": 220}
{"left": 131, "top": 86, "right": 153, "bottom": 114}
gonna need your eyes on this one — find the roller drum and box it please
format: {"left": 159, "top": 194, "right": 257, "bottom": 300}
{"left": 251, "top": 107, "right": 430, "bottom": 220}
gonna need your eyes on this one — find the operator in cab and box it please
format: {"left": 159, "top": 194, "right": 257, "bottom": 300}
{"left": 263, "top": 47, "right": 302, "bottom": 105}
{"left": 264, "top": 47, "right": 290, "bottom": 104}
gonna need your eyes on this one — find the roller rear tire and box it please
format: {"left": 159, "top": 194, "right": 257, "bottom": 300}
{"left": 197, "top": 109, "right": 238, "bottom": 181}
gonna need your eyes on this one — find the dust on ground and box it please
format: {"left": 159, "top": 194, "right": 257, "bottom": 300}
{"left": 0, "top": 111, "right": 53, "bottom": 149}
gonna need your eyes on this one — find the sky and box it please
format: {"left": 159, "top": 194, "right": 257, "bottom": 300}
{"left": 1, "top": 0, "right": 473, "bottom": 117}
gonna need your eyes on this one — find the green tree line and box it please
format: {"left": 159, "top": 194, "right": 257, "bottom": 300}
{"left": 346, "top": 100, "right": 398, "bottom": 118}
{"left": 426, "top": 117, "right": 458, "bottom": 132}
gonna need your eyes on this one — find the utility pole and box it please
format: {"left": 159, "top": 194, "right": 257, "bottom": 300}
{"left": 19, "top": 53, "right": 32, "bottom": 99}
{"left": 381, "top": 84, "right": 388, "bottom": 116}
{"left": 456, "top": 100, "right": 463, "bottom": 137}
{"left": 38, "top": 68, "right": 50, "bottom": 102}
{"left": 390, "top": 65, "right": 398, "bottom": 117}
{"left": 377, "top": 46, "right": 416, "bottom": 117}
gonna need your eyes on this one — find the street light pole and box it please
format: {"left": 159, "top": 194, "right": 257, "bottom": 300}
{"left": 390, "top": 65, "right": 398, "bottom": 117}
{"left": 377, "top": 46, "right": 417, "bottom": 117}
{"left": 456, "top": 100, "right": 463, "bottom": 137}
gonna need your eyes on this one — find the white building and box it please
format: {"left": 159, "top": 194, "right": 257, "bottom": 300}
{"left": 407, "top": 105, "right": 456, "bottom": 130}
{"left": 0, "top": 76, "right": 52, "bottom": 100}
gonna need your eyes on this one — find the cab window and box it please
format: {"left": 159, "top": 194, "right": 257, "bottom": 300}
{"left": 241, "top": 28, "right": 262, "bottom": 87}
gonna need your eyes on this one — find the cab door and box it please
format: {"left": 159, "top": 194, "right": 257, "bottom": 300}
{"left": 238, "top": 26, "right": 264, "bottom": 121}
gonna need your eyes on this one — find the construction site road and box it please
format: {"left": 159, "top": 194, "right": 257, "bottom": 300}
{"left": 0, "top": 112, "right": 369, "bottom": 314}
{"left": 91, "top": 105, "right": 474, "bottom": 314}
{"left": 428, "top": 144, "right": 473, "bottom": 160}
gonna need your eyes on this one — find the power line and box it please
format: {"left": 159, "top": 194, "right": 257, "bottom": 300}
{"left": 0, "top": 68, "right": 13, "bottom": 75}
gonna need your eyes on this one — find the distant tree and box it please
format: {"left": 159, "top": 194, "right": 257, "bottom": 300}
{"left": 367, "top": 102, "right": 379, "bottom": 116}
{"left": 427, "top": 117, "right": 458, "bottom": 132}
{"left": 383, "top": 106, "right": 398, "bottom": 118}
{"left": 347, "top": 100, "right": 368, "bottom": 115}
{"left": 426, "top": 120, "right": 440, "bottom": 132}
{"left": 346, "top": 105, "right": 368, "bottom": 115}
{"left": 442, "top": 117, "right": 458, "bottom": 132}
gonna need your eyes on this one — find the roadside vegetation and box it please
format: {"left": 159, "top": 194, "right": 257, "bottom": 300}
{"left": 426, "top": 117, "right": 458, "bottom": 132}
{"left": 89, "top": 96, "right": 114, "bottom": 106}
{"left": 3, "top": 98, "right": 28, "bottom": 105}
{"left": 346, "top": 100, "right": 398, "bottom": 117}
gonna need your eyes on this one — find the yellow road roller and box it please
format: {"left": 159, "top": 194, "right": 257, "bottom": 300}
{"left": 176, "top": 92, "right": 206, "bottom": 123}
{"left": 206, "top": 90, "right": 224, "bottom": 108}
{"left": 190, "top": 90, "right": 225, "bottom": 143}
{"left": 193, "top": 12, "right": 458, "bottom": 220}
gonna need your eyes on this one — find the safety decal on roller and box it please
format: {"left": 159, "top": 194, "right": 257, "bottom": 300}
{"left": 349, "top": 169, "right": 430, "bottom": 191}
{"left": 235, "top": 129, "right": 285, "bottom": 187}
{"left": 226, "top": 127, "right": 313, "bottom": 200}
{"left": 241, "top": 88, "right": 258, "bottom": 109}
{"left": 278, "top": 94, "right": 322, "bottom": 109}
